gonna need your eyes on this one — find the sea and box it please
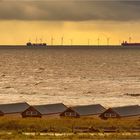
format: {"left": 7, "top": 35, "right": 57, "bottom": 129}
{"left": 0, "top": 46, "right": 140, "bottom": 107}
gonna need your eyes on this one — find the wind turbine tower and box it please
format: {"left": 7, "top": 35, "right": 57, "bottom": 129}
{"left": 51, "top": 37, "right": 54, "bottom": 45}
{"left": 70, "top": 39, "right": 73, "bottom": 46}
{"left": 88, "top": 39, "right": 90, "bottom": 45}
{"left": 97, "top": 38, "right": 100, "bottom": 46}
{"left": 107, "top": 38, "right": 110, "bottom": 46}
{"left": 129, "top": 37, "right": 132, "bottom": 43}
{"left": 61, "top": 37, "right": 64, "bottom": 45}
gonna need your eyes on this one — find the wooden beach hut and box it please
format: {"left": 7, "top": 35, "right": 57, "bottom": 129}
{"left": 0, "top": 102, "right": 30, "bottom": 117}
{"left": 60, "top": 104, "right": 106, "bottom": 118}
{"left": 100, "top": 105, "right": 140, "bottom": 119}
{"left": 22, "top": 106, "right": 42, "bottom": 118}
{"left": 22, "top": 103, "right": 68, "bottom": 118}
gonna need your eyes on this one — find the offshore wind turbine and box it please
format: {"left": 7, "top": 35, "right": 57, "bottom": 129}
{"left": 88, "top": 39, "right": 90, "bottom": 45}
{"left": 51, "top": 37, "right": 54, "bottom": 45}
{"left": 28, "top": 38, "right": 31, "bottom": 42}
{"left": 61, "top": 37, "right": 64, "bottom": 45}
{"left": 70, "top": 39, "right": 73, "bottom": 46}
{"left": 97, "top": 38, "right": 100, "bottom": 46}
{"left": 36, "top": 37, "right": 38, "bottom": 44}
{"left": 107, "top": 37, "right": 110, "bottom": 45}
{"left": 129, "top": 37, "right": 132, "bottom": 43}
{"left": 40, "top": 38, "right": 42, "bottom": 43}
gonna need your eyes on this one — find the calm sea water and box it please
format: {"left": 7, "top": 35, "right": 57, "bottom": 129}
{"left": 0, "top": 46, "right": 140, "bottom": 107}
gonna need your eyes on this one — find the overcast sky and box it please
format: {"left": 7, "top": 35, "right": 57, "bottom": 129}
{"left": 0, "top": 0, "right": 140, "bottom": 45}
{"left": 0, "top": 0, "right": 140, "bottom": 21}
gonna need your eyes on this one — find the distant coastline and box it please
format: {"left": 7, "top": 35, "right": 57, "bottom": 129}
{"left": 0, "top": 45, "right": 140, "bottom": 49}
{"left": 0, "top": 45, "right": 126, "bottom": 48}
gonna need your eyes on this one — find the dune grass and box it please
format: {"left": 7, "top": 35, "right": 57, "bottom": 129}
{"left": 0, "top": 117, "right": 139, "bottom": 132}
{"left": 0, "top": 117, "right": 139, "bottom": 139}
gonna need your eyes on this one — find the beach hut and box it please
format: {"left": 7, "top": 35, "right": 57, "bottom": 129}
{"left": 99, "top": 105, "right": 140, "bottom": 119}
{"left": 22, "top": 106, "right": 42, "bottom": 118}
{"left": 22, "top": 103, "right": 68, "bottom": 118}
{"left": 0, "top": 102, "right": 30, "bottom": 117}
{"left": 60, "top": 107, "right": 80, "bottom": 118}
{"left": 0, "top": 111, "right": 4, "bottom": 116}
{"left": 60, "top": 104, "right": 106, "bottom": 118}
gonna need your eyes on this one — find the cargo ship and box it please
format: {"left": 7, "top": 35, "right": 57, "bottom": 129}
{"left": 26, "top": 42, "right": 47, "bottom": 47}
{"left": 121, "top": 41, "right": 140, "bottom": 47}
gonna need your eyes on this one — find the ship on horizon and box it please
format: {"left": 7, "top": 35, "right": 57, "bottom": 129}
{"left": 121, "top": 41, "right": 140, "bottom": 47}
{"left": 26, "top": 42, "right": 47, "bottom": 47}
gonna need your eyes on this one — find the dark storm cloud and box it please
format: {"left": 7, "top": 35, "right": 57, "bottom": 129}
{"left": 0, "top": 0, "right": 140, "bottom": 21}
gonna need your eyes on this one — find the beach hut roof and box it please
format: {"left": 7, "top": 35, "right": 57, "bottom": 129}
{"left": 0, "top": 102, "right": 30, "bottom": 114}
{"left": 72, "top": 104, "right": 106, "bottom": 116}
{"left": 33, "top": 103, "right": 67, "bottom": 115}
{"left": 111, "top": 105, "right": 140, "bottom": 117}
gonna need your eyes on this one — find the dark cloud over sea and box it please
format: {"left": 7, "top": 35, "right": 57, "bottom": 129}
{"left": 0, "top": 0, "right": 140, "bottom": 21}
